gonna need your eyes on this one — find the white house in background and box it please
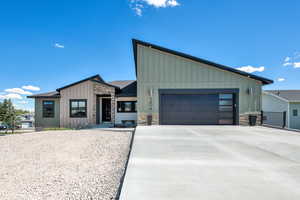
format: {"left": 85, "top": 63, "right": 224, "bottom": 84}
{"left": 20, "top": 113, "right": 34, "bottom": 128}
{"left": 262, "top": 90, "right": 300, "bottom": 130}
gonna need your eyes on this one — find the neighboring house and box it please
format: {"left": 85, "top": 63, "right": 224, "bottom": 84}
{"left": 19, "top": 113, "right": 34, "bottom": 128}
{"left": 262, "top": 90, "right": 300, "bottom": 130}
{"left": 29, "top": 39, "right": 273, "bottom": 128}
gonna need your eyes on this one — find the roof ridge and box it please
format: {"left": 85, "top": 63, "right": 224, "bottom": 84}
{"left": 56, "top": 74, "right": 103, "bottom": 91}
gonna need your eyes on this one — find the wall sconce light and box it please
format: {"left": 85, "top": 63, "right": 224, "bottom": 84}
{"left": 247, "top": 88, "right": 253, "bottom": 95}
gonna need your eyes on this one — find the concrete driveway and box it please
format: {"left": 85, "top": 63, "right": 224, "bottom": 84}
{"left": 120, "top": 126, "right": 300, "bottom": 200}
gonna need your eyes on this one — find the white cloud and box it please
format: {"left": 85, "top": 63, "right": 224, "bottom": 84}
{"left": 277, "top": 78, "right": 285, "bottom": 82}
{"left": 0, "top": 93, "right": 22, "bottom": 100}
{"left": 167, "top": 0, "right": 179, "bottom": 6}
{"left": 134, "top": 7, "right": 143, "bottom": 16}
{"left": 54, "top": 43, "right": 64, "bottom": 48}
{"left": 131, "top": 3, "right": 144, "bottom": 16}
{"left": 283, "top": 62, "right": 293, "bottom": 66}
{"left": 130, "top": 0, "right": 180, "bottom": 15}
{"left": 236, "top": 65, "right": 265, "bottom": 73}
{"left": 22, "top": 85, "right": 40, "bottom": 91}
{"left": 143, "top": 0, "right": 180, "bottom": 7}
{"left": 283, "top": 62, "right": 300, "bottom": 68}
{"left": 284, "top": 57, "right": 291, "bottom": 62}
{"left": 294, "top": 62, "right": 300, "bottom": 68}
{"left": 5, "top": 88, "right": 32, "bottom": 95}
{"left": 283, "top": 53, "right": 300, "bottom": 68}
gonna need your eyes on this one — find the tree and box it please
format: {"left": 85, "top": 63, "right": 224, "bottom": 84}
{"left": 15, "top": 109, "right": 30, "bottom": 116}
{"left": 0, "top": 99, "right": 21, "bottom": 133}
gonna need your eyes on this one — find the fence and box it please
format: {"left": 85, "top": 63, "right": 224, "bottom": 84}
{"left": 261, "top": 111, "right": 286, "bottom": 128}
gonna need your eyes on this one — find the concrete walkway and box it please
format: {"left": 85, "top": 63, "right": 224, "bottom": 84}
{"left": 120, "top": 126, "right": 300, "bottom": 200}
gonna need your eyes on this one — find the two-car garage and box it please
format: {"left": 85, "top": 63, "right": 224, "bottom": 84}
{"left": 133, "top": 39, "right": 274, "bottom": 126}
{"left": 159, "top": 89, "right": 238, "bottom": 125}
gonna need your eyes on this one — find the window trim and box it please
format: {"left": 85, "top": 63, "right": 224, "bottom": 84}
{"left": 117, "top": 101, "right": 137, "bottom": 113}
{"left": 42, "top": 100, "right": 55, "bottom": 118}
{"left": 69, "top": 99, "right": 87, "bottom": 118}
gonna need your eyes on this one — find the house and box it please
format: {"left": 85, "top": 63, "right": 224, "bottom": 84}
{"left": 28, "top": 76, "right": 137, "bottom": 128}
{"left": 28, "top": 39, "right": 273, "bottom": 128}
{"left": 20, "top": 113, "right": 34, "bottom": 129}
{"left": 262, "top": 90, "right": 300, "bottom": 130}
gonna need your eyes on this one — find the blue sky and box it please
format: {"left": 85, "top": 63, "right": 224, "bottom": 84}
{"left": 0, "top": 0, "right": 300, "bottom": 111}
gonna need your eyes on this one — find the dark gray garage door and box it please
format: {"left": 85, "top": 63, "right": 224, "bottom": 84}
{"left": 160, "top": 93, "right": 235, "bottom": 125}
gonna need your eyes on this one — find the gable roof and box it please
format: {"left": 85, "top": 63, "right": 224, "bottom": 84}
{"left": 27, "top": 91, "right": 60, "bottom": 98}
{"left": 28, "top": 75, "right": 131, "bottom": 99}
{"left": 115, "top": 81, "right": 137, "bottom": 97}
{"left": 265, "top": 90, "right": 300, "bottom": 102}
{"left": 56, "top": 74, "right": 112, "bottom": 91}
{"left": 132, "top": 39, "right": 273, "bottom": 85}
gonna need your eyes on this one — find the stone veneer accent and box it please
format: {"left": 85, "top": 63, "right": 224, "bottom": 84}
{"left": 139, "top": 112, "right": 262, "bottom": 126}
{"left": 239, "top": 112, "right": 262, "bottom": 126}
{"left": 138, "top": 112, "right": 159, "bottom": 125}
{"left": 93, "top": 83, "right": 115, "bottom": 124}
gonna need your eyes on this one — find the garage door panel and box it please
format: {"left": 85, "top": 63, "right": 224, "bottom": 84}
{"left": 160, "top": 94, "right": 220, "bottom": 125}
{"left": 160, "top": 92, "right": 236, "bottom": 125}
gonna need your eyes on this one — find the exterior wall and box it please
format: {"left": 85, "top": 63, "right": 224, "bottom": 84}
{"left": 35, "top": 98, "right": 60, "bottom": 128}
{"left": 115, "top": 97, "right": 138, "bottom": 124}
{"left": 60, "top": 80, "right": 94, "bottom": 128}
{"left": 136, "top": 44, "right": 263, "bottom": 125}
{"left": 93, "top": 82, "right": 115, "bottom": 124}
{"left": 59, "top": 80, "right": 116, "bottom": 128}
{"left": 289, "top": 102, "right": 300, "bottom": 130}
{"left": 262, "top": 92, "right": 289, "bottom": 127}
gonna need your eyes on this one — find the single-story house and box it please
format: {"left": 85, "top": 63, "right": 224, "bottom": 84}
{"left": 28, "top": 76, "right": 137, "bottom": 128}
{"left": 262, "top": 90, "right": 300, "bottom": 130}
{"left": 20, "top": 114, "right": 34, "bottom": 129}
{"left": 28, "top": 39, "right": 273, "bottom": 128}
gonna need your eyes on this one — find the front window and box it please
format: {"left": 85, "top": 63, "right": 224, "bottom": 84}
{"left": 43, "top": 101, "right": 55, "bottom": 118}
{"left": 218, "top": 93, "right": 234, "bottom": 125}
{"left": 117, "top": 101, "right": 137, "bottom": 113}
{"left": 70, "top": 99, "right": 87, "bottom": 118}
{"left": 293, "top": 109, "right": 298, "bottom": 117}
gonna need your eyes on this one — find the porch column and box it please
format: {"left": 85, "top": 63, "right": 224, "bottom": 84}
{"left": 111, "top": 94, "right": 115, "bottom": 124}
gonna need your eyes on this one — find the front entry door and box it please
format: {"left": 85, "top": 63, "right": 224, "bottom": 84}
{"left": 102, "top": 99, "right": 111, "bottom": 122}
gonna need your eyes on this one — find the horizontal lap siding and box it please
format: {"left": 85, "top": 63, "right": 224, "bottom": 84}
{"left": 262, "top": 93, "right": 289, "bottom": 128}
{"left": 137, "top": 45, "right": 262, "bottom": 124}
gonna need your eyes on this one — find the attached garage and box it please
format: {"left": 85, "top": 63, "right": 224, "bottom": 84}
{"left": 159, "top": 89, "right": 238, "bottom": 125}
{"left": 133, "top": 39, "right": 273, "bottom": 126}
